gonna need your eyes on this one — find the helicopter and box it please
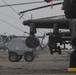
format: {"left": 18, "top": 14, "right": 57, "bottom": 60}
{"left": 1, "top": 0, "right": 76, "bottom": 70}
{"left": 18, "top": 0, "right": 76, "bottom": 70}
{"left": 19, "top": 0, "right": 73, "bottom": 52}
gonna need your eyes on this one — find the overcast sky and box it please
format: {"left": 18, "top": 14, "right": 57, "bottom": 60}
{"left": 0, "top": 0, "right": 64, "bottom": 36}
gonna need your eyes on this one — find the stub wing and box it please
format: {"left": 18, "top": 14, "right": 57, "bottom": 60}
{"left": 23, "top": 19, "right": 72, "bottom": 29}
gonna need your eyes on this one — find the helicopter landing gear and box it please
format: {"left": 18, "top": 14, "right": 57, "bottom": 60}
{"left": 68, "top": 43, "right": 76, "bottom": 72}
{"left": 49, "top": 45, "right": 61, "bottom": 55}
{"left": 48, "top": 24, "right": 62, "bottom": 55}
{"left": 68, "top": 19, "right": 76, "bottom": 72}
{"left": 25, "top": 23, "right": 40, "bottom": 48}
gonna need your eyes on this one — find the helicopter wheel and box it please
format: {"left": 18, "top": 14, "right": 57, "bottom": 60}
{"left": 58, "top": 46, "right": 61, "bottom": 55}
{"left": 70, "top": 51, "right": 76, "bottom": 68}
{"left": 50, "top": 49, "right": 53, "bottom": 54}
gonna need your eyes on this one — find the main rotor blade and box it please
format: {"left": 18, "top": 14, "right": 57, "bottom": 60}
{"left": 0, "top": 0, "right": 63, "bottom": 7}
{"left": 19, "top": 2, "right": 62, "bottom": 15}
{"left": 0, "top": 1, "right": 44, "bottom": 7}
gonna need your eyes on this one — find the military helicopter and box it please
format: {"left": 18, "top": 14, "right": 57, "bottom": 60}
{"left": 1, "top": 0, "right": 76, "bottom": 70}
{"left": 0, "top": 0, "right": 76, "bottom": 69}
{"left": 1, "top": 0, "right": 76, "bottom": 71}
{"left": 19, "top": 0, "right": 76, "bottom": 70}
{"left": 18, "top": 0, "right": 72, "bottom": 53}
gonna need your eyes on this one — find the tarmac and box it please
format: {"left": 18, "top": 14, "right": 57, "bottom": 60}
{"left": 0, "top": 50, "right": 76, "bottom": 75}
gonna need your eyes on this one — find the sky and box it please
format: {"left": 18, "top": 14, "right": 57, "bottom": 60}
{"left": 0, "top": 0, "right": 64, "bottom": 36}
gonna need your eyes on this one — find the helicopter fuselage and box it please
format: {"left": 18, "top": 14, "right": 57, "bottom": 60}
{"left": 63, "top": 0, "right": 76, "bottom": 18}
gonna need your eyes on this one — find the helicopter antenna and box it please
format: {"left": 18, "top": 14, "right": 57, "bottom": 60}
{"left": 19, "top": 2, "right": 62, "bottom": 15}
{"left": 31, "top": 14, "right": 33, "bottom": 20}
